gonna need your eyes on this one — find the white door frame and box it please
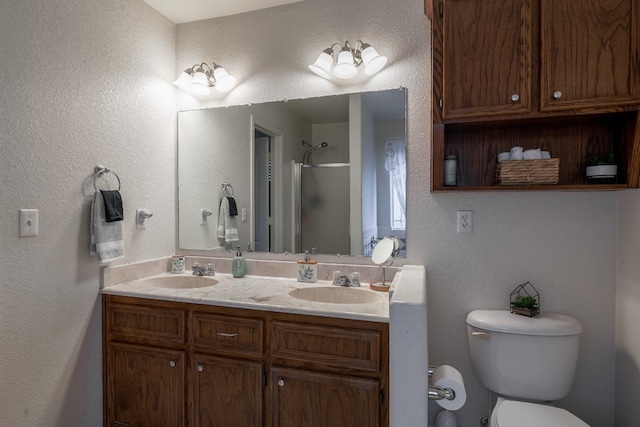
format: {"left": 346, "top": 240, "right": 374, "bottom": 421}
{"left": 250, "top": 115, "right": 284, "bottom": 253}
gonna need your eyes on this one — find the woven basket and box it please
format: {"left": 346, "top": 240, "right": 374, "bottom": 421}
{"left": 496, "top": 159, "right": 560, "bottom": 185}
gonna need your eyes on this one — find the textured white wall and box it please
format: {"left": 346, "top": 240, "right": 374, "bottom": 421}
{"left": 176, "top": 0, "right": 617, "bottom": 425}
{"left": 0, "top": 1, "right": 176, "bottom": 425}
{"left": 616, "top": 190, "right": 640, "bottom": 426}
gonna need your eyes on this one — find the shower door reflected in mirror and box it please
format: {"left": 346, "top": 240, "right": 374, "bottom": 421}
{"left": 294, "top": 163, "right": 350, "bottom": 255}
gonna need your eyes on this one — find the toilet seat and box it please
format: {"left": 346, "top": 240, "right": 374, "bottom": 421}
{"left": 495, "top": 400, "right": 589, "bottom": 427}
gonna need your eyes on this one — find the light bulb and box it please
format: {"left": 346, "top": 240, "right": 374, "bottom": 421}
{"left": 333, "top": 50, "right": 357, "bottom": 79}
{"left": 361, "top": 45, "right": 387, "bottom": 75}
{"left": 309, "top": 51, "right": 333, "bottom": 79}
{"left": 173, "top": 71, "right": 193, "bottom": 91}
{"left": 213, "top": 66, "right": 236, "bottom": 92}
{"left": 189, "top": 70, "right": 211, "bottom": 95}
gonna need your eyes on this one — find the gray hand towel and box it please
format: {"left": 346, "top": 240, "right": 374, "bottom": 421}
{"left": 90, "top": 192, "right": 125, "bottom": 263}
{"left": 217, "top": 197, "right": 239, "bottom": 243}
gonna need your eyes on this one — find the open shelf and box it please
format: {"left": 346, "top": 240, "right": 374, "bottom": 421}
{"left": 431, "top": 111, "right": 640, "bottom": 191}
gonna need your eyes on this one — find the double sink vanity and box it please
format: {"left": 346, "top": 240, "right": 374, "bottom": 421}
{"left": 101, "top": 256, "right": 426, "bottom": 427}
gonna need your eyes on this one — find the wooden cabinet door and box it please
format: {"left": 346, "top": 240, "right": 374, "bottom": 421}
{"left": 540, "top": 0, "right": 640, "bottom": 111}
{"left": 270, "top": 367, "right": 380, "bottom": 427}
{"left": 106, "top": 342, "right": 185, "bottom": 427}
{"left": 439, "top": 0, "right": 533, "bottom": 120}
{"left": 192, "top": 354, "right": 263, "bottom": 427}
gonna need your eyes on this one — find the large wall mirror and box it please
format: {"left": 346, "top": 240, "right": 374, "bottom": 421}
{"left": 178, "top": 88, "right": 407, "bottom": 258}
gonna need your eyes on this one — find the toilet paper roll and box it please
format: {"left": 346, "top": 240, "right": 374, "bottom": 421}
{"left": 430, "top": 365, "right": 466, "bottom": 411}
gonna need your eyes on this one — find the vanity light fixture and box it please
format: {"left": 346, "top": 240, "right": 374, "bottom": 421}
{"left": 309, "top": 41, "right": 387, "bottom": 80}
{"left": 173, "top": 62, "right": 237, "bottom": 95}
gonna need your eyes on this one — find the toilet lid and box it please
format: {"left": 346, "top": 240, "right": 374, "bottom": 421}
{"left": 496, "top": 400, "right": 589, "bottom": 427}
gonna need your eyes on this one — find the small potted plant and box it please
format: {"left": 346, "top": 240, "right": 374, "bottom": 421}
{"left": 511, "top": 295, "right": 539, "bottom": 317}
{"left": 586, "top": 152, "right": 617, "bottom": 180}
{"left": 510, "top": 282, "right": 540, "bottom": 317}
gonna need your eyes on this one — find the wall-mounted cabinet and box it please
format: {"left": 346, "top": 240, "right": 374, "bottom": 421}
{"left": 427, "top": 0, "right": 640, "bottom": 191}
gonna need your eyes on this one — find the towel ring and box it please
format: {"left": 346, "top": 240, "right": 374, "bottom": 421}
{"left": 93, "top": 165, "right": 121, "bottom": 191}
{"left": 220, "top": 182, "right": 234, "bottom": 198}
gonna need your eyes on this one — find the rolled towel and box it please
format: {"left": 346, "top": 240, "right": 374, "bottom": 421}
{"left": 90, "top": 192, "right": 124, "bottom": 263}
{"left": 497, "top": 152, "right": 510, "bottom": 163}
{"left": 523, "top": 148, "right": 542, "bottom": 160}
{"left": 510, "top": 146, "right": 523, "bottom": 160}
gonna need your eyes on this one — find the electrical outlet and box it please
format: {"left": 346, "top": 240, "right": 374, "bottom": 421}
{"left": 457, "top": 210, "right": 473, "bottom": 233}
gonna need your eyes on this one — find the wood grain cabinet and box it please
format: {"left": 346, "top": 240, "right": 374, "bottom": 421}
{"left": 103, "top": 295, "right": 389, "bottom": 427}
{"left": 428, "top": 0, "right": 640, "bottom": 190}
{"left": 104, "top": 300, "right": 188, "bottom": 427}
{"left": 192, "top": 354, "right": 263, "bottom": 427}
{"left": 270, "top": 367, "right": 380, "bottom": 427}
{"left": 539, "top": 0, "right": 640, "bottom": 112}
{"left": 436, "top": 0, "right": 534, "bottom": 121}
{"left": 269, "top": 320, "right": 386, "bottom": 427}
{"left": 106, "top": 343, "right": 186, "bottom": 427}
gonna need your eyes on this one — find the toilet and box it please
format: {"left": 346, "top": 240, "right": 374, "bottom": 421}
{"left": 466, "top": 310, "right": 589, "bottom": 427}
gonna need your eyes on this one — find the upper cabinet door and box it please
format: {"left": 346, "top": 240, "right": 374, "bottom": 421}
{"left": 440, "top": 0, "right": 533, "bottom": 120}
{"left": 540, "top": 0, "right": 640, "bottom": 111}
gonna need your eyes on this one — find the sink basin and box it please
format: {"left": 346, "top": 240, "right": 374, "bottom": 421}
{"left": 140, "top": 275, "right": 219, "bottom": 289}
{"left": 289, "top": 287, "right": 384, "bottom": 304}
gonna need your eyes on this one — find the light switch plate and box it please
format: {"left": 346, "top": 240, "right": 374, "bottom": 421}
{"left": 19, "top": 209, "right": 38, "bottom": 237}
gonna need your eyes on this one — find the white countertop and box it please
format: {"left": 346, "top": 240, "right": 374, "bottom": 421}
{"left": 101, "top": 272, "right": 390, "bottom": 322}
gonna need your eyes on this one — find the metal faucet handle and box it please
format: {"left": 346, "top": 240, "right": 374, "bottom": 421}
{"left": 192, "top": 263, "right": 206, "bottom": 276}
{"left": 205, "top": 263, "right": 215, "bottom": 276}
{"left": 349, "top": 272, "right": 361, "bottom": 287}
{"left": 332, "top": 271, "right": 345, "bottom": 286}
{"left": 333, "top": 274, "right": 351, "bottom": 286}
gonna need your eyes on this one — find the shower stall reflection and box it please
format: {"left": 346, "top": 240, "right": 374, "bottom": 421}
{"left": 294, "top": 162, "right": 351, "bottom": 255}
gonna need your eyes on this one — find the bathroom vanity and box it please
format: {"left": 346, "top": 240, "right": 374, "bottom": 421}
{"left": 102, "top": 268, "right": 390, "bottom": 427}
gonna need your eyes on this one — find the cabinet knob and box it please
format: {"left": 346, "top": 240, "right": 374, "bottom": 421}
{"left": 510, "top": 93, "right": 520, "bottom": 102}
{"left": 278, "top": 379, "right": 285, "bottom": 387}
{"left": 197, "top": 365, "right": 204, "bottom": 372}
{"left": 553, "top": 90, "right": 563, "bottom": 99}
{"left": 169, "top": 360, "right": 176, "bottom": 367}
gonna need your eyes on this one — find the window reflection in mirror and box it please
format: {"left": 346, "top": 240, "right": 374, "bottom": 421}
{"left": 178, "top": 88, "right": 407, "bottom": 258}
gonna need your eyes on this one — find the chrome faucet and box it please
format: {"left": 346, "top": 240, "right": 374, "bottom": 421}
{"left": 192, "top": 263, "right": 215, "bottom": 276}
{"left": 332, "top": 271, "right": 360, "bottom": 287}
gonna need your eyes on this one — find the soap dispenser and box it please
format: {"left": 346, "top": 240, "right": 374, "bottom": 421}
{"left": 232, "top": 245, "right": 246, "bottom": 278}
{"left": 297, "top": 250, "right": 318, "bottom": 283}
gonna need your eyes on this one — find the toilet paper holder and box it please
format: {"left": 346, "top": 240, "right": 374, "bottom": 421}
{"left": 428, "top": 365, "right": 456, "bottom": 401}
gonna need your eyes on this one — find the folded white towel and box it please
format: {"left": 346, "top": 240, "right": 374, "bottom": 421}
{"left": 217, "top": 197, "right": 239, "bottom": 243}
{"left": 90, "top": 192, "right": 125, "bottom": 263}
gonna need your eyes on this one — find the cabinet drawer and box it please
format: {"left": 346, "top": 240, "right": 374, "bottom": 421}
{"left": 106, "top": 302, "right": 187, "bottom": 345}
{"left": 192, "top": 313, "right": 263, "bottom": 359}
{"left": 271, "top": 321, "right": 381, "bottom": 374}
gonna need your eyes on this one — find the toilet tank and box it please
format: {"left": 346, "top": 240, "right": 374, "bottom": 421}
{"left": 466, "top": 310, "right": 582, "bottom": 401}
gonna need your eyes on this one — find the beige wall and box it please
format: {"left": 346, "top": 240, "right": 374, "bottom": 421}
{"left": 176, "top": 0, "right": 617, "bottom": 425}
{"left": 616, "top": 190, "right": 640, "bottom": 426}
{"left": 0, "top": 1, "right": 176, "bottom": 425}
{"left": 0, "top": 0, "right": 629, "bottom": 426}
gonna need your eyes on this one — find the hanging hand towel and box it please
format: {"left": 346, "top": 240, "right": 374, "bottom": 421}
{"left": 217, "top": 197, "right": 240, "bottom": 243}
{"left": 90, "top": 191, "right": 125, "bottom": 263}
{"left": 226, "top": 196, "right": 238, "bottom": 217}
{"left": 100, "top": 190, "right": 124, "bottom": 222}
